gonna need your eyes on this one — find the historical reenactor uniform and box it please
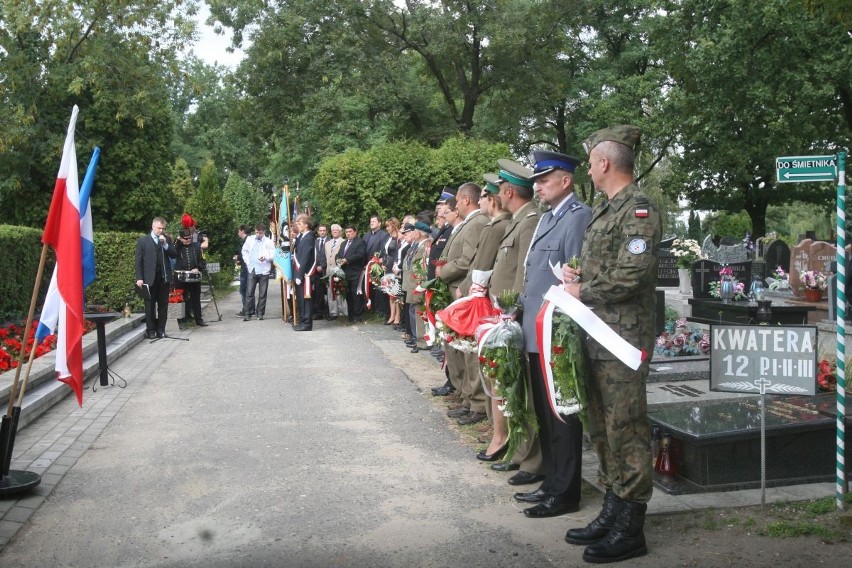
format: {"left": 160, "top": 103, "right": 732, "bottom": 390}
{"left": 563, "top": 125, "right": 661, "bottom": 563}
{"left": 174, "top": 228, "right": 208, "bottom": 328}
{"left": 515, "top": 150, "right": 592, "bottom": 518}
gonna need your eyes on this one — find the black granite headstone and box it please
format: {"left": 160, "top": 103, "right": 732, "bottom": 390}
{"left": 659, "top": 236, "right": 676, "bottom": 250}
{"left": 657, "top": 250, "right": 679, "bottom": 287}
{"left": 764, "top": 240, "right": 791, "bottom": 274}
{"left": 690, "top": 259, "right": 753, "bottom": 298}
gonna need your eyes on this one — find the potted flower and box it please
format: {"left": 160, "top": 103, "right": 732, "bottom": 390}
{"left": 767, "top": 266, "right": 789, "bottom": 290}
{"left": 799, "top": 270, "right": 827, "bottom": 302}
{"left": 670, "top": 238, "right": 702, "bottom": 294}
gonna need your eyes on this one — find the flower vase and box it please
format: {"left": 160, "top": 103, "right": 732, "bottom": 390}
{"left": 677, "top": 268, "right": 692, "bottom": 295}
{"left": 719, "top": 278, "right": 735, "bottom": 303}
{"left": 804, "top": 288, "right": 823, "bottom": 302}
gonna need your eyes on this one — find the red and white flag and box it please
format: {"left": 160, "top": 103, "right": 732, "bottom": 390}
{"left": 41, "top": 106, "right": 85, "bottom": 406}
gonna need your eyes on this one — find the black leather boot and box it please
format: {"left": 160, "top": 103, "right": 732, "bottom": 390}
{"left": 582, "top": 500, "right": 647, "bottom": 563}
{"left": 565, "top": 490, "right": 623, "bottom": 545}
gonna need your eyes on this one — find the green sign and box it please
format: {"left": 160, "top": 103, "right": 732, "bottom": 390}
{"left": 776, "top": 155, "right": 838, "bottom": 183}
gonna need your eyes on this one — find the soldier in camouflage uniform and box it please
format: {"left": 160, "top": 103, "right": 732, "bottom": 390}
{"left": 562, "top": 125, "right": 662, "bottom": 564}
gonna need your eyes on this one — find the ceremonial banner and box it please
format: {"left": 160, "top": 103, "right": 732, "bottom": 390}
{"left": 39, "top": 106, "right": 86, "bottom": 406}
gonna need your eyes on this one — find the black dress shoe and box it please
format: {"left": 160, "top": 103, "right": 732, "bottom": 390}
{"left": 410, "top": 346, "right": 419, "bottom": 353}
{"left": 145, "top": 331, "right": 156, "bottom": 339}
{"left": 523, "top": 496, "right": 579, "bottom": 518}
{"left": 508, "top": 471, "right": 546, "bottom": 486}
{"left": 491, "top": 461, "right": 520, "bottom": 472}
{"left": 326, "top": 315, "right": 338, "bottom": 320}
{"left": 156, "top": 331, "right": 166, "bottom": 339}
{"left": 514, "top": 487, "right": 549, "bottom": 503}
{"left": 457, "top": 411, "right": 486, "bottom": 425}
{"left": 447, "top": 406, "right": 470, "bottom": 418}
{"left": 476, "top": 444, "right": 508, "bottom": 462}
{"left": 196, "top": 321, "right": 209, "bottom": 327}
{"left": 431, "top": 385, "right": 455, "bottom": 396}
{"left": 258, "top": 315, "right": 264, "bottom": 320}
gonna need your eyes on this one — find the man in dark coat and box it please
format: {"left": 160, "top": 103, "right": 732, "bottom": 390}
{"left": 174, "top": 227, "right": 208, "bottom": 328}
{"left": 293, "top": 214, "right": 317, "bottom": 331}
{"left": 134, "top": 216, "right": 177, "bottom": 339}
{"left": 337, "top": 224, "right": 368, "bottom": 322}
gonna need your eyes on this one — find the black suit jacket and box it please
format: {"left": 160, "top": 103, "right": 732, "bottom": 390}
{"left": 135, "top": 234, "right": 177, "bottom": 285}
{"left": 365, "top": 229, "right": 389, "bottom": 258}
{"left": 315, "top": 236, "right": 328, "bottom": 269}
{"left": 294, "top": 232, "right": 316, "bottom": 280}
{"left": 338, "top": 236, "right": 367, "bottom": 280}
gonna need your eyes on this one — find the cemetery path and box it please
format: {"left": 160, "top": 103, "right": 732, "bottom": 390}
{"left": 0, "top": 285, "right": 850, "bottom": 567}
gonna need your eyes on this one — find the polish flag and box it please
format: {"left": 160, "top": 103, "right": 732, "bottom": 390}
{"left": 39, "top": 106, "right": 85, "bottom": 406}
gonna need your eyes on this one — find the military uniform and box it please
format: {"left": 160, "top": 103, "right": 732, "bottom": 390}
{"left": 488, "top": 198, "right": 543, "bottom": 478}
{"left": 440, "top": 209, "right": 489, "bottom": 408}
{"left": 578, "top": 181, "right": 661, "bottom": 503}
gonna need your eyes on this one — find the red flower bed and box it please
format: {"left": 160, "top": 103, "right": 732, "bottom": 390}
{"left": 0, "top": 319, "right": 95, "bottom": 374}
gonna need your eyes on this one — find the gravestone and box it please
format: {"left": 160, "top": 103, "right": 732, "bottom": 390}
{"left": 659, "top": 236, "right": 676, "bottom": 250}
{"left": 690, "top": 259, "right": 753, "bottom": 298}
{"left": 657, "top": 249, "right": 679, "bottom": 287}
{"left": 701, "top": 235, "right": 749, "bottom": 265}
{"left": 763, "top": 239, "right": 791, "bottom": 275}
{"left": 790, "top": 239, "right": 834, "bottom": 297}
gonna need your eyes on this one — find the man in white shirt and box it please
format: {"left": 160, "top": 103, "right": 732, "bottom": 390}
{"left": 241, "top": 223, "right": 275, "bottom": 321}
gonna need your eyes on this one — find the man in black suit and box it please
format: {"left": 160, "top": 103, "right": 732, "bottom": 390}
{"left": 364, "top": 214, "right": 390, "bottom": 318}
{"left": 337, "top": 224, "right": 367, "bottom": 323}
{"left": 134, "top": 216, "right": 177, "bottom": 339}
{"left": 293, "top": 214, "right": 317, "bottom": 331}
{"left": 312, "top": 224, "right": 329, "bottom": 320}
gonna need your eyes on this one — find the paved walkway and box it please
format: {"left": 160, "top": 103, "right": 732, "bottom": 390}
{"left": 0, "top": 283, "right": 840, "bottom": 566}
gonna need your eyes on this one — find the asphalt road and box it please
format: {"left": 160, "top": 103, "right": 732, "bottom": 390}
{"left": 0, "top": 284, "right": 597, "bottom": 567}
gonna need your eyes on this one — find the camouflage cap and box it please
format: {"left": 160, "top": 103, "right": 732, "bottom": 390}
{"left": 582, "top": 125, "right": 641, "bottom": 155}
{"left": 496, "top": 159, "right": 534, "bottom": 189}
{"left": 482, "top": 172, "right": 502, "bottom": 194}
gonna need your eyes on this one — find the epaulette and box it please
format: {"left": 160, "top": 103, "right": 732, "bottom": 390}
{"left": 569, "top": 202, "right": 583, "bottom": 212}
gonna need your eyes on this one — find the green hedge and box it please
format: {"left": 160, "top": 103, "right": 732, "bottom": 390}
{"left": 0, "top": 225, "right": 53, "bottom": 321}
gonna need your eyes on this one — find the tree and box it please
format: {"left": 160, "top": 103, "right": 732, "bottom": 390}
{"left": 223, "top": 171, "right": 268, "bottom": 227}
{"left": 656, "top": 0, "right": 851, "bottom": 238}
{"left": 185, "top": 160, "right": 235, "bottom": 263}
{"left": 0, "top": 0, "right": 197, "bottom": 230}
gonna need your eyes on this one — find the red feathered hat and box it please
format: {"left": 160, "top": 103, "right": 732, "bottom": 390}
{"left": 182, "top": 213, "right": 195, "bottom": 228}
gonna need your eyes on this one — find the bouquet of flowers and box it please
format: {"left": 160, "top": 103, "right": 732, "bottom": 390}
{"left": 766, "top": 266, "right": 789, "bottom": 290}
{"left": 417, "top": 276, "right": 452, "bottom": 346}
{"left": 709, "top": 266, "right": 747, "bottom": 300}
{"left": 168, "top": 287, "right": 185, "bottom": 303}
{"left": 670, "top": 238, "right": 702, "bottom": 269}
{"left": 817, "top": 358, "right": 836, "bottom": 392}
{"left": 379, "top": 273, "right": 402, "bottom": 299}
{"left": 476, "top": 290, "right": 535, "bottom": 462}
{"left": 367, "top": 252, "right": 385, "bottom": 287}
{"left": 743, "top": 231, "right": 755, "bottom": 256}
{"left": 547, "top": 311, "right": 589, "bottom": 425}
{"left": 654, "top": 317, "right": 710, "bottom": 357}
{"left": 799, "top": 270, "right": 827, "bottom": 290}
{"left": 436, "top": 270, "right": 500, "bottom": 353}
{"left": 322, "top": 265, "right": 348, "bottom": 300}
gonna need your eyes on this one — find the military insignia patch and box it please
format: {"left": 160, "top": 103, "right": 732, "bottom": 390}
{"left": 635, "top": 208, "right": 649, "bottom": 218}
{"left": 628, "top": 239, "right": 647, "bottom": 254}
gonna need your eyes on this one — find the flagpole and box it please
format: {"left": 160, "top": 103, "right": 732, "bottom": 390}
{"left": 5, "top": 244, "right": 50, "bottom": 418}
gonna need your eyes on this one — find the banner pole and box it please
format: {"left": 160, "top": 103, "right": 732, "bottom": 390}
{"left": 6, "top": 244, "right": 50, "bottom": 418}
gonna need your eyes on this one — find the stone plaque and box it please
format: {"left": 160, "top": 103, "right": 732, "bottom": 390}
{"left": 701, "top": 235, "right": 749, "bottom": 264}
{"left": 691, "top": 259, "right": 753, "bottom": 298}
{"left": 710, "top": 324, "right": 817, "bottom": 395}
{"left": 657, "top": 250, "right": 679, "bottom": 287}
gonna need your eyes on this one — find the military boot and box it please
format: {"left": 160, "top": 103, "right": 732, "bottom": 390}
{"left": 565, "top": 490, "right": 623, "bottom": 545}
{"left": 582, "top": 500, "right": 647, "bottom": 564}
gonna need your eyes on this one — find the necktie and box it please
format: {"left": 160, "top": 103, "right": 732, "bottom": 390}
{"left": 343, "top": 240, "right": 351, "bottom": 256}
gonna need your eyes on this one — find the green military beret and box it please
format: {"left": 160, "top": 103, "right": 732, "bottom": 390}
{"left": 482, "top": 172, "right": 502, "bottom": 194}
{"left": 582, "top": 125, "right": 641, "bottom": 155}
{"left": 497, "top": 159, "right": 534, "bottom": 189}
